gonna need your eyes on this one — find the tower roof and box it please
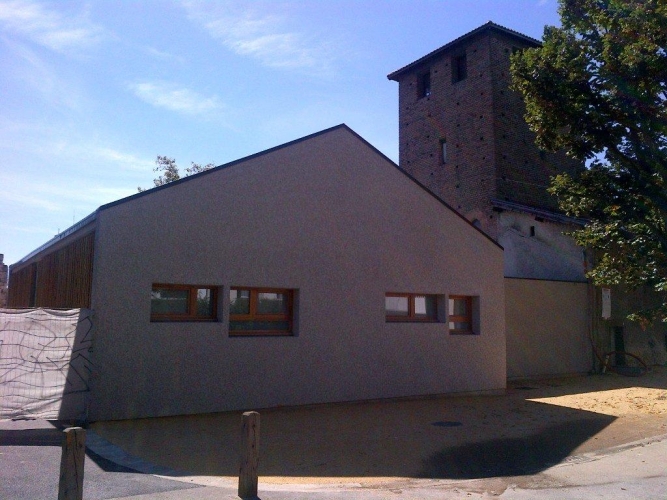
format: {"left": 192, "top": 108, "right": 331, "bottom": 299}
{"left": 387, "top": 21, "right": 541, "bottom": 81}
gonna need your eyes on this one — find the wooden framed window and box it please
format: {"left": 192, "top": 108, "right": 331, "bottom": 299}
{"left": 448, "top": 295, "right": 473, "bottom": 334}
{"left": 229, "top": 287, "right": 293, "bottom": 336}
{"left": 385, "top": 293, "right": 438, "bottom": 322}
{"left": 151, "top": 284, "right": 217, "bottom": 321}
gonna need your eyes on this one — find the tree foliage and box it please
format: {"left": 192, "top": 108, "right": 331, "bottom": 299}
{"left": 511, "top": 0, "right": 667, "bottom": 324}
{"left": 138, "top": 155, "right": 215, "bottom": 192}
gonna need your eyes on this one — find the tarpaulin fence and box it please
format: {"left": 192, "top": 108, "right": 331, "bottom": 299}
{"left": 0, "top": 308, "right": 93, "bottom": 421}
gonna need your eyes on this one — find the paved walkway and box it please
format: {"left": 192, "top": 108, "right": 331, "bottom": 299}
{"left": 3, "top": 370, "right": 666, "bottom": 498}
{"left": 86, "top": 433, "right": 667, "bottom": 499}
{"left": 91, "top": 371, "right": 667, "bottom": 487}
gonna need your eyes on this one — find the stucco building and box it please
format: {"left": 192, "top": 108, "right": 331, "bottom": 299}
{"left": 7, "top": 126, "right": 505, "bottom": 420}
{"left": 5, "top": 22, "right": 665, "bottom": 421}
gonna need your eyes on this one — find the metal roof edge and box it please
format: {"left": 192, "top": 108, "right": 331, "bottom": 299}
{"left": 387, "top": 21, "right": 542, "bottom": 81}
{"left": 11, "top": 210, "right": 98, "bottom": 267}
{"left": 491, "top": 199, "right": 587, "bottom": 226}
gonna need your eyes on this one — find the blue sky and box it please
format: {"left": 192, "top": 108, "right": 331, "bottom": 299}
{"left": 0, "top": 0, "right": 561, "bottom": 265}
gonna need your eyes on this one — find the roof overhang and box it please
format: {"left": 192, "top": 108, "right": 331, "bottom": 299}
{"left": 387, "top": 21, "right": 541, "bottom": 81}
{"left": 491, "top": 199, "right": 587, "bottom": 226}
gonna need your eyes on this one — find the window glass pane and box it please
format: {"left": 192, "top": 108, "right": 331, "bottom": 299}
{"left": 449, "top": 321, "right": 471, "bottom": 331}
{"left": 414, "top": 295, "right": 437, "bottom": 318}
{"left": 230, "top": 289, "right": 250, "bottom": 315}
{"left": 386, "top": 296, "right": 409, "bottom": 316}
{"left": 229, "top": 320, "right": 291, "bottom": 332}
{"left": 449, "top": 297, "right": 468, "bottom": 316}
{"left": 257, "top": 292, "right": 288, "bottom": 315}
{"left": 196, "top": 288, "right": 213, "bottom": 316}
{"left": 151, "top": 288, "right": 189, "bottom": 314}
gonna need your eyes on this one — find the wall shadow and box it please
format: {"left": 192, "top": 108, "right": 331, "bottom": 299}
{"left": 86, "top": 396, "right": 627, "bottom": 480}
{"left": 85, "top": 369, "right": 666, "bottom": 479}
{"left": 418, "top": 416, "right": 613, "bottom": 479}
{"left": 0, "top": 427, "right": 62, "bottom": 446}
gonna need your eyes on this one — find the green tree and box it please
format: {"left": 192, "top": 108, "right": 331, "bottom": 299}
{"left": 138, "top": 156, "right": 215, "bottom": 192}
{"left": 511, "top": 0, "right": 667, "bottom": 324}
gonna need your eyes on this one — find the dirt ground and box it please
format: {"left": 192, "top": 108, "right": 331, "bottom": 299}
{"left": 91, "top": 367, "right": 667, "bottom": 488}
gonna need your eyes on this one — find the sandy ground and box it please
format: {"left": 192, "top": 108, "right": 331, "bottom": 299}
{"left": 91, "top": 367, "right": 667, "bottom": 488}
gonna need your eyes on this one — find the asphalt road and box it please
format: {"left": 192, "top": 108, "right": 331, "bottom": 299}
{"left": 0, "top": 419, "right": 197, "bottom": 500}
{"left": 2, "top": 418, "right": 666, "bottom": 500}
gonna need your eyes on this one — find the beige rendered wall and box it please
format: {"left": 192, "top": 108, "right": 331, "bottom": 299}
{"left": 595, "top": 286, "right": 667, "bottom": 367}
{"left": 506, "top": 278, "right": 592, "bottom": 379}
{"left": 498, "top": 212, "right": 586, "bottom": 282}
{"left": 88, "top": 127, "right": 505, "bottom": 420}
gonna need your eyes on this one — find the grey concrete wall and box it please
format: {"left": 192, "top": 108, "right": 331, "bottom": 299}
{"left": 506, "top": 278, "right": 592, "bottom": 379}
{"left": 88, "top": 127, "right": 505, "bottom": 420}
{"left": 499, "top": 212, "right": 587, "bottom": 281}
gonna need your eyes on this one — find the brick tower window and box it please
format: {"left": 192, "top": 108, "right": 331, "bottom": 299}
{"left": 418, "top": 71, "right": 431, "bottom": 98}
{"left": 440, "top": 138, "right": 447, "bottom": 163}
{"left": 452, "top": 53, "right": 467, "bottom": 83}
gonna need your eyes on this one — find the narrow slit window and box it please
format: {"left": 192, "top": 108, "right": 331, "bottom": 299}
{"left": 452, "top": 54, "right": 467, "bottom": 83}
{"left": 418, "top": 71, "right": 431, "bottom": 98}
{"left": 440, "top": 138, "right": 447, "bottom": 163}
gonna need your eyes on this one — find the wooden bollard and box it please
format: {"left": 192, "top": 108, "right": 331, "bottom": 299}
{"left": 58, "top": 427, "right": 86, "bottom": 500}
{"left": 238, "top": 411, "right": 260, "bottom": 499}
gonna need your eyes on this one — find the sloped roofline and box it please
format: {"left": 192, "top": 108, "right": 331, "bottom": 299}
{"left": 99, "top": 123, "right": 502, "bottom": 249}
{"left": 13, "top": 124, "right": 502, "bottom": 266}
{"left": 387, "top": 21, "right": 541, "bottom": 81}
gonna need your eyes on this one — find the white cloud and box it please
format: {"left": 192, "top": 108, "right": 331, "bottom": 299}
{"left": 143, "top": 46, "right": 185, "bottom": 63}
{"left": 128, "top": 81, "right": 223, "bottom": 115}
{"left": 0, "top": 0, "right": 105, "bottom": 53}
{"left": 4, "top": 39, "right": 85, "bottom": 110}
{"left": 183, "top": 1, "right": 333, "bottom": 74}
{"left": 3, "top": 190, "right": 63, "bottom": 211}
{"left": 0, "top": 170, "right": 133, "bottom": 211}
{"left": 93, "top": 147, "right": 154, "bottom": 172}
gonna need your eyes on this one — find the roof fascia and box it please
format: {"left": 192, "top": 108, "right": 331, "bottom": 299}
{"left": 98, "top": 124, "right": 351, "bottom": 213}
{"left": 11, "top": 210, "right": 98, "bottom": 268}
{"left": 387, "top": 22, "right": 541, "bottom": 81}
{"left": 491, "top": 198, "right": 587, "bottom": 226}
{"left": 14, "top": 123, "right": 502, "bottom": 267}
{"left": 340, "top": 127, "right": 503, "bottom": 250}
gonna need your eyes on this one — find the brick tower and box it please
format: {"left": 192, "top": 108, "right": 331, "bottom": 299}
{"left": 387, "top": 22, "right": 581, "bottom": 241}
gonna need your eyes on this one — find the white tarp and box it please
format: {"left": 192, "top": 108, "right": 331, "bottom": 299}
{"left": 0, "top": 308, "right": 93, "bottom": 421}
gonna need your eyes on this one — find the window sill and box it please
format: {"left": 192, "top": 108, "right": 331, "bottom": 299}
{"left": 386, "top": 319, "right": 440, "bottom": 323}
{"left": 229, "top": 331, "right": 294, "bottom": 337}
{"left": 151, "top": 318, "right": 218, "bottom": 323}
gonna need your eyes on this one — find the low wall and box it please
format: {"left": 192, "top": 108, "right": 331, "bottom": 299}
{"left": 0, "top": 308, "right": 93, "bottom": 421}
{"left": 506, "top": 279, "right": 592, "bottom": 379}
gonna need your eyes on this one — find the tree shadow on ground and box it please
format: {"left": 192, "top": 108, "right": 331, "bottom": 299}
{"left": 419, "top": 416, "right": 613, "bottom": 479}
